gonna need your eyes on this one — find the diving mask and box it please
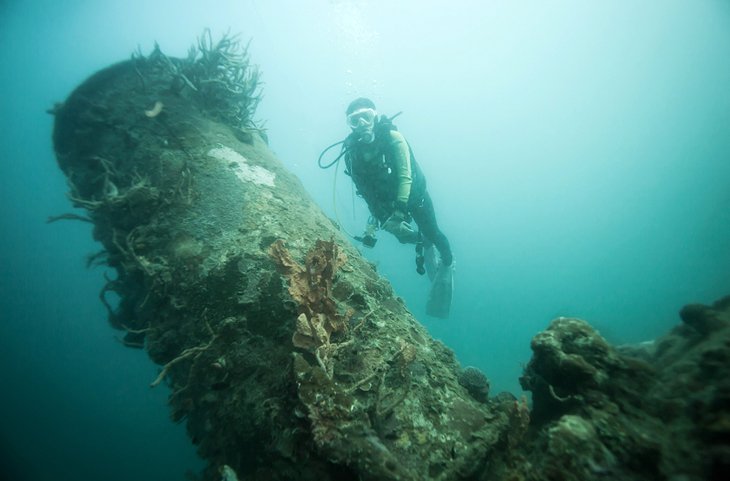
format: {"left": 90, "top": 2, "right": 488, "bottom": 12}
{"left": 347, "top": 108, "right": 377, "bottom": 129}
{"left": 347, "top": 108, "right": 377, "bottom": 143}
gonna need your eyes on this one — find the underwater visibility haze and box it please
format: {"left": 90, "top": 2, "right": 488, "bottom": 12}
{"left": 1, "top": 1, "right": 729, "bottom": 480}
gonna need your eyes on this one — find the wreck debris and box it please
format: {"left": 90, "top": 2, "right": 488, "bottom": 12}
{"left": 51, "top": 36, "right": 512, "bottom": 481}
{"left": 502, "top": 297, "right": 730, "bottom": 481}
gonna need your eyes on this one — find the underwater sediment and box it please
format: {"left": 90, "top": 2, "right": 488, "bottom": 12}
{"left": 51, "top": 35, "right": 728, "bottom": 481}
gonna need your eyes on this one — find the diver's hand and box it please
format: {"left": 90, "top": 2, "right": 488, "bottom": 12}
{"left": 383, "top": 213, "right": 418, "bottom": 244}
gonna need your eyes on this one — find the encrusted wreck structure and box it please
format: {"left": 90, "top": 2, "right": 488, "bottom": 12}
{"left": 503, "top": 296, "right": 730, "bottom": 481}
{"left": 50, "top": 33, "right": 526, "bottom": 481}
{"left": 51, "top": 33, "right": 728, "bottom": 481}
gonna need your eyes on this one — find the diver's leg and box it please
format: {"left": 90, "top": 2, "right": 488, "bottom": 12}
{"left": 410, "top": 192, "right": 453, "bottom": 266}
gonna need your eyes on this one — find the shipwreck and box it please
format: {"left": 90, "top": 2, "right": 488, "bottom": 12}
{"left": 50, "top": 33, "right": 729, "bottom": 481}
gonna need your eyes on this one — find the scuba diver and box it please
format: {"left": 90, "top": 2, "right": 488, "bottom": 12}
{"left": 318, "top": 97, "right": 454, "bottom": 318}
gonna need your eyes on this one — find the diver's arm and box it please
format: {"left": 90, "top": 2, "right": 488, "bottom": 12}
{"left": 389, "top": 131, "right": 412, "bottom": 212}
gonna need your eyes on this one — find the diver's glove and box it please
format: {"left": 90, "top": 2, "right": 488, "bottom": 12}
{"left": 383, "top": 210, "right": 419, "bottom": 244}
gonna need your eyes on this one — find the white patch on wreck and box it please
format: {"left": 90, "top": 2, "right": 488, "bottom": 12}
{"left": 219, "top": 464, "right": 239, "bottom": 481}
{"left": 207, "top": 145, "right": 275, "bottom": 187}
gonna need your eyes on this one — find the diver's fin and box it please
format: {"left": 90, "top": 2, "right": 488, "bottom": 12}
{"left": 423, "top": 244, "right": 438, "bottom": 282}
{"left": 426, "top": 262, "right": 453, "bottom": 319}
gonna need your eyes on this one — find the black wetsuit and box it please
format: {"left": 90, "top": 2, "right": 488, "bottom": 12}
{"left": 345, "top": 120, "right": 453, "bottom": 266}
